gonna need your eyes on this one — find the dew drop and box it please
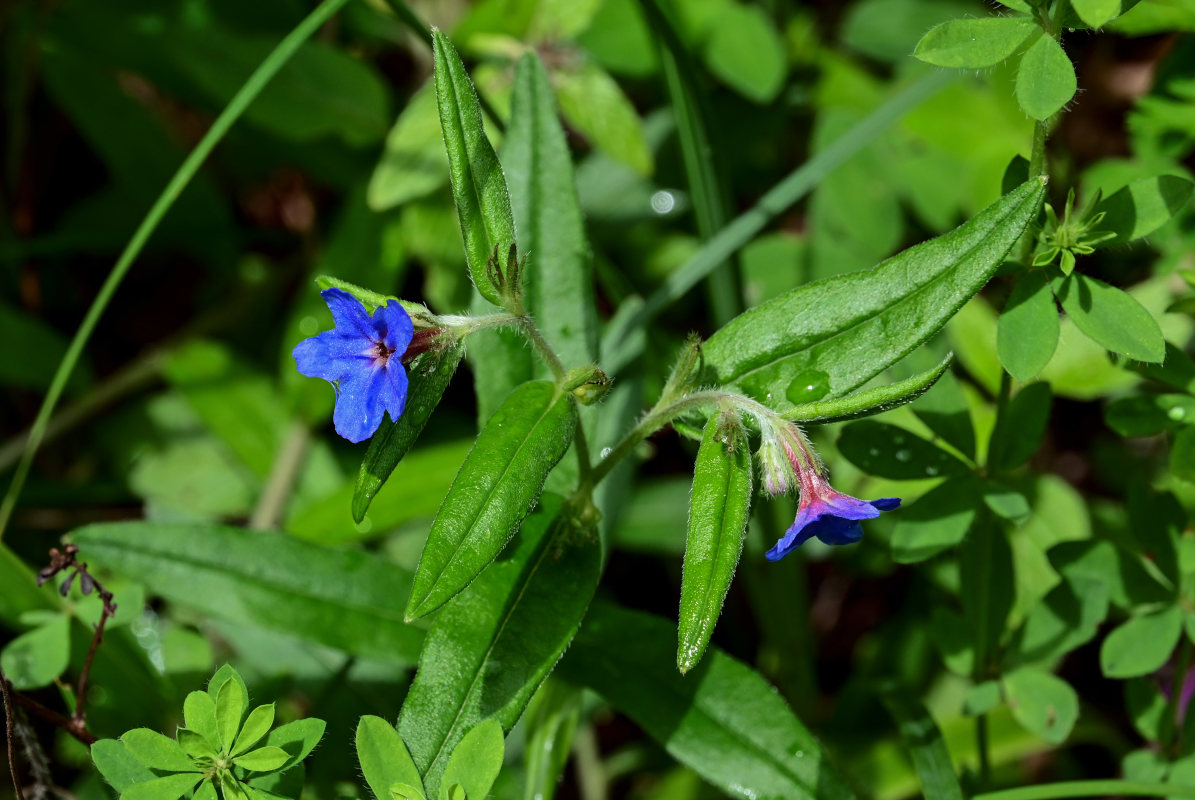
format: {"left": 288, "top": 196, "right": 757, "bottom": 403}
{"left": 786, "top": 370, "right": 830, "bottom": 404}
{"left": 600, "top": 447, "right": 613, "bottom": 458}
{"left": 868, "top": 448, "right": 880, "bottom": 457}
{"left": 925, "top": 465, "right": 939, "bottom": 476}
{"left": 894, "top": 449, "right": 912, "bottom": 462}
{"left": 1170, "top": 406, "right": 1187, "bottom": 421}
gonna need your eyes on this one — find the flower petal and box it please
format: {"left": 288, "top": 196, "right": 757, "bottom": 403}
{"left": 332, "top": 366, "right": 389, "bottom": 443}
{"left": 765, "top": 505, "right": 821, "bottom": 561}
{"left": 293, "top": 330, "right": 372, "bottom": 381}
{"left": 375, "top": 300, "right": 414, "bottom": 355}
{"left": 870, "top": 497, "right": 902, "bottom": 511}
{"left": 376, "top": 361, "right": 409, "bottom": 422}
{"left": 321, "top": 288, "right": 375, "bottom": 339}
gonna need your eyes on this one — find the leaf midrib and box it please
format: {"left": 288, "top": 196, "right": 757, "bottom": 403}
{"left": 417, "top": 387, "right": 567, "bottom": 607}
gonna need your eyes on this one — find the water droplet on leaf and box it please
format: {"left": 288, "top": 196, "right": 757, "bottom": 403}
{"left": 786, "top": 370, "right": 830, "bottom": 404}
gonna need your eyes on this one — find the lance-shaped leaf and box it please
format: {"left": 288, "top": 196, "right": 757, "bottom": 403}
{"left": 354, "top": 340, "right": 465, "bottom": 522}
{"left": 356, "top": 716, "right": 424, "bottom": 800}
{"left": 702, "top": 178, "right": 1046, "bottom": 406}
{"left": 503, "top": 52, "right": 599, "bottom": 372}
{"left": 406, "top": 381, "right": 578, "bottom": 619}
{"left": 558, "top": 602, "right": 854, "bottom": 800}
{"left": 678, "top": 414, "right": 752, "bottom": 674}
{"left": 399, "top": 495, "right": 599, "bottom": 796}
{"left": 433, "top": 28, "right": 516, "bottom": 306}
{"left": 71, "top": 523, "right": 423, "bottom": 663}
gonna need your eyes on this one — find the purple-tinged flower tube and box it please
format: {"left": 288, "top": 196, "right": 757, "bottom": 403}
{"left": 759, "top": 422, "right": 899, "bottom": 560}
{"left": 293, "top": 288, "right": 414, "bottom": 443}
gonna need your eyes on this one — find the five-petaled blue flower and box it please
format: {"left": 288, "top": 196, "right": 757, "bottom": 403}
{"left": 293, "top": 288, "right": 413, "bottom": 443}
{"left": 766, "top": 469, "right": 900, "bottom": 561}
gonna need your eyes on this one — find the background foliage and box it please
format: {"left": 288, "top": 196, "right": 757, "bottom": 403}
{"left": 4, "top": 0, "right": 1195, "bottom": 799}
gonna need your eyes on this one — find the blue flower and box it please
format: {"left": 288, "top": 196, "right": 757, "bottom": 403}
{"left": 765, "top": 475, "right": 899, "bottom": 561}
{"left": 293, "top": 288, "right": 413, "bottom": 443}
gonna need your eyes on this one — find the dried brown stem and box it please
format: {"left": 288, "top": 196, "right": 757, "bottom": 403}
{"left": 1, "top": 664, "right": 26, "bottom": 800}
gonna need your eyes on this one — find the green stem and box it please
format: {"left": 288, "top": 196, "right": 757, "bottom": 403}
{"left": 0, "top": 0, "right": 353, "bottom": 540}
{"left": 589, "top": 388, "right": 780, "bottom": 484}
{"left": 517, "top": 316, "right": 567, "bottom": 382}
{"left": 1019, "top": 121, "right": 1048, "bottom": 265}
{"left": 976, "top": 713, "right": 991, "bottom": 788}
{"left": 248, "top": 421, "right": 311, "bottom": 531}
{"left": 974, "top": 780, "right": 1195, "bottom": 800}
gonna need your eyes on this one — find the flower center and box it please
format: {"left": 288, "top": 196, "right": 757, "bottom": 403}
{"left": 371, "top": 339, "right": 395, "bottom": 365}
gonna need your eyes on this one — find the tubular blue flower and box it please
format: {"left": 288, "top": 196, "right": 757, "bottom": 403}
{"left": 758, "top": 421, "right": 899, "bottom": 560}
{"left": 293, "top": 288, "right": 414, "bottom": 443}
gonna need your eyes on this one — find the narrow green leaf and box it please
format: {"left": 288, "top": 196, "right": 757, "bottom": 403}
{"left": 71, "top": 523, "right": 423, "bottom": 663}
{"left": 891, "top": 477, "right": 981, "bottom": 564}
{"left": 641, "top": 0, "right": 744, "bottom": 324}
{"left": 0, "top": 615, "right": 70, "bottom": 690}
{"left": 438, "top": 720, "right": 504, "bottom": 800}
{"left": 406, "top": 382, "right": 578, "bottom": 619}
{"left": 354, "top": 341, "right": 466, "bottom": 523}
{"left": 1095, "top": 175, "right": 1194, "bottom": 245}
{"left": 193, "top": 783, "right": 217, "bottom": 800}
{"left": 1101, "top": 605, "right": 1183, "bottom": 678}
{"left": 216, "top": 678, "right": 249, "bottom": 754}
{"left": 121, "top": 729, "right": 200, "bottom": 773}
{"left": 914, "top": 17, "right": 1039, "bottom": 68}
{"left": 1054, "top": 272, "right": 1165, "bottom": 362}
{"left": 522, "top": 682, "right": 580, "bottom": 800}
{"left": 503, "top": 53, "right": 599, "bottom": 373}
{"left": 183, "top": 692, "right": 220, "bottom": 750}
{"left": 702, "top": 178, "right": 1046, "bottom": 405}
{"left": 432, "top": 28, "right": 516, "bottom": 305}
{"left": 1015, "top": 35, "right": 1077, "bottom": 120}
{"left": 1003, "top": 668, "right": 1080, "bottom": 744}
{"left": 118, "top": 774, "right": 203, "bottom": 800}
{"left": 838, "top": 421, "right": 971, "bottom": 480}
{"left": 557, "top": 602, "right": 854, "bottom": 800}
{"left": 91, "top": 740, "right": 157, "bottom": 793}
{"left": 233, "top": 705, "right": 276, "bottom": 757}
{"left": 258, "top": 718, "right": 326, "bottom": 774}
{"left": 784, "top": 356, "right": 953, "bottom": 424}
{"left": 356, "top": 716, "right": 424, "bottom": 800}
{"left": 313, "top": 276, "right": 432, "bottom": 320}
{"left": 998, "top": 271, "right": 1060, "bottom": 382}
{"left": 233, "top": 746, "right": 291, "bottom": 773}
{"left": 1072, "top": 0, "right": 1125, "bottom": 27}
{"left": 881, "top": 690, "right": 965, "bottom": 800}
{"left": 208, "top": 665, "right": 248, "bottom": 707}
{"left": 678, "top": 414, "right": 752, "bottom": 673}
{"left": 988, "top": 381, "right": 1052, "bottom": 472}
{"left": 399, "top": 495, "right": 600, "bottom": 796}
